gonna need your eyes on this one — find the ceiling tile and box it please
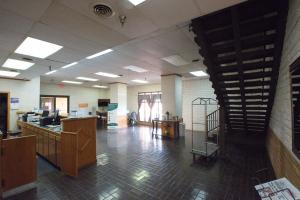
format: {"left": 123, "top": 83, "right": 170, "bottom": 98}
{"left": 40, "top": 2, "right": 129, "bottom": 47}
{"left": 0, "top": 8, "right": 34, "bottom": 34}
{"left": 194, "top": 0, "right": 246, "bottom": 14}
{"left": 138, "top": 0, "right": 202, "bottom": 28}
{"left": 0, "top": 0, "right": 52, "bottom": 20}
{"left": 60, "top": 0, "right": 159, "bottom": 39}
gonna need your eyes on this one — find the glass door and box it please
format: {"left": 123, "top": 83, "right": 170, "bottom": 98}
{"left": 41, "top": 97, "right": 55, "bottom": 113}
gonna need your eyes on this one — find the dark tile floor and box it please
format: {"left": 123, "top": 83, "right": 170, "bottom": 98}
{"left": 5, "top": 126, "right": 274, "bottom": 200}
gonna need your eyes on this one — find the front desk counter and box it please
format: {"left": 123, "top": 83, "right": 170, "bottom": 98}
{"left": 0, "top": 134, "right": 36, "bottom": 197}
{"left": 17, "top": 116, "right": 97, "bottom": 177}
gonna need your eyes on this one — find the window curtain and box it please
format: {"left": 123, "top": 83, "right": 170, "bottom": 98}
{"left": 138, "top": 94, "right": 149, "bottom": 121}
{"left": 138, "top": 92, "right": 161, "bottom": 122}
{"left": 148, "top": 93, "right": 161, "bottom": 121}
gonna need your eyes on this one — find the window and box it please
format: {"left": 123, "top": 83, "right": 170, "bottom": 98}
{"left": 40, "top": 95, "right": 70, "bottom": 115}
{"left": 290, "top": 57, "right": 300, "bottom": 159}
{"left": 138, "top": 92, "right": 162, "bottom": 122}
{"left": 139, "top": 99, "right": 151, "bottom": 122}
{"left": 151, "top": 98, "right": 162, "bottom": 121}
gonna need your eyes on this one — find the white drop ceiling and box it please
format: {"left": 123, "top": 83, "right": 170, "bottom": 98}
{"left": 0, "top": 0, "right": 245, "bottom": 86}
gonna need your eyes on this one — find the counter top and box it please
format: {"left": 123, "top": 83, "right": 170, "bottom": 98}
{"left": 18, "top": 121, "right": 61, "bottom": 133}
{"left": 61, "top": 115, "right": 98, "bottom": 121}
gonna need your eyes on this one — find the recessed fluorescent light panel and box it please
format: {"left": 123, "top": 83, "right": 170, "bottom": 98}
{"left": 15, "top": 37, "right": 63, "bottom": 59}
{"left": 62, "top": 80, "right": 82, "bottom": 85}
{"left": 132, "top": 79, "right": 148, "bottom": 84}
{"left": 61, "top": 62, "right": 78, "bottom": 69}
{"left": 95, "top": 72, "right": 120, "bottom": 78}
{"left": 76, "top": 77, "right": 98, "bottom": 82}
{"left": 93, "top": 85, "right": 108, "bottom": 88}
{"left": 2, "top": 58, "right": 34, "bottom": 70}
{"left": 124, "top": 65, "right": 148, "bottom": 73}
{"left": 128, "top": 0, "right": 146, "bottom": 6}
{"left": 162, "top": 55, "right": 189, "bottom": 66}
{"left": 45, "top": 70, "right": 57, "bottom": 75}
{"left": 0, "top": 70, "right": 20, "bottom": 77}
{"left": 190, "top": 70, "right": 208, "bottom": 77}
{"left": 86, "top": 49, "right": 113, "bottom": 59}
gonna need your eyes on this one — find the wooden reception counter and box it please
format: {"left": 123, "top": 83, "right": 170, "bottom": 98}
{"left": 0, "top": 135, "right": 36, "bottom": 196}
{"left": 17, "top": 116, "right": 97, "bottom": 177}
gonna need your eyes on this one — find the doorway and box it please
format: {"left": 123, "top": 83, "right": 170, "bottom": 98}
{"left": 0, "top": 93, "right": 9, "bottom": 133}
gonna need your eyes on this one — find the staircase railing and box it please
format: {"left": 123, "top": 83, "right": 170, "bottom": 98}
{"left": 206, "top": 108, "right": 220, "bottom": 136}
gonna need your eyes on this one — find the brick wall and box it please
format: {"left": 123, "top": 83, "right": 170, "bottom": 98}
{"left": 269, "top": 0, "right": 300, "bottom": 162}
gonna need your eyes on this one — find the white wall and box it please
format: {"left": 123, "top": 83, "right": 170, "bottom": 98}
{"left": 161, "top": 75, "right": 182, "bottom": 117}
{"left": 269, "top": 0, "right": 300, "bottom": 156}
{"left": 127, "top": 79, "right": 216, "bottom": 130}
{"left": 40, "top": 83, "right": 109, "bottom": 114}
{"left": 182, "top": 79, "right": 217, "bottom": 130}
{"left": 0, "top": 77, "right": 40, "bottom": 130}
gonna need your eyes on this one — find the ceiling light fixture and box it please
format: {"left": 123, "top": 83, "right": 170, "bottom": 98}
{"left": 0, "top": 70, "right": 20, "bottom": 77}
{"left": 190, "top": 70, "right": 208, "bottom": 77}
{"left": 15, "top": 37, "right": 63, "bottom": 59}
{"left": 124, "top": 65, "right": 148, "bottom": 73}
{"left": 128, "top": 0, "right": 146, "bottom": 6}
{"left": 95, "top": 71, "right": 120, "bottom": 78}
{"left": 2, "top": 58, "right": 34, "bottom": 70}
{"left": 162, "top": 55, "right": 189, "bottom": 66}
{"left": 86, "top": 49, "right": 113, "bottom": 59}
{"left": 61, "top": 62, "right": 78, "bottom": 69}
{"left": 93, "top": 85, "right": 108, "bottom": 88}
{"left": 132, "top": 79, "right": 148, "bottom": 84}
{"left": 76, "top": 77, "right": 98, "bottom": 81}
{"left": 62, "top": 80, "right": 82, "bottom": 84}
{"left": 45, "top": 70, "right": 57, "bottom": 75}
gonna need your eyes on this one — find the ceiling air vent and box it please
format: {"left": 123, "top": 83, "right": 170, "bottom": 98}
{"left": 93, "top": 4, "right": 115, "bottom": 18}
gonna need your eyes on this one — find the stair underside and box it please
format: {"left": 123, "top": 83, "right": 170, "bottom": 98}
{"left": 191, "top": 0, "right": 288, "bottom": 134}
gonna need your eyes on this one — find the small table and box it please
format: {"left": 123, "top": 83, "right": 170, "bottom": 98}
{"left": 255, "top": 177, "right": 300, "bottom": 200}
{"left": 152, "top": 119, "right": 179, "bottom": 139}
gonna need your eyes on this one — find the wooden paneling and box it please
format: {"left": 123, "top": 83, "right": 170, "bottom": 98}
{"left": 1, "top": 135, "right": 36, "bottom": 192}
{"left": 43, "top": 132, "right": 49, "bottom": 159}
{"left": 56, "top": 136, "right": 61, "bottom": 168}
{"left": 62, "top": 117, "right": 97, "bottom": 169}
{"left": 161, "top": 121, "right": 179, "bottom": 139}
{"left": 18, "top": 117, "right": 97, "bottom": 177}
{"left": 266, "top": 128, "right": 300, "bottom": 189}
{"left": 48, "top": 134, "right": 56, "bottom": 165}
{"left": 18, "top": 121, "right": 58, "bottom": 166}
{"left": 61, "top": 132, "right": 78, "bottom": 177}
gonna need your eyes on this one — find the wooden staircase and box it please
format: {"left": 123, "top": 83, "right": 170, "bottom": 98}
{"left": 191, "top": 0, "right": 288, "bottom": 134}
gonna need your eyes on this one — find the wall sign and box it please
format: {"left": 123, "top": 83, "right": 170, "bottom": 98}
{"left": 10, "top": 97, "right": 19, "bottom": 110}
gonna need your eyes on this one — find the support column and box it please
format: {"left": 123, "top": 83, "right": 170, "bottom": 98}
{"left": 109, "top": 83, "right": 127, "bottom": 128}
{"left": 161, "top": 74, "right": 182, "bottom": 118}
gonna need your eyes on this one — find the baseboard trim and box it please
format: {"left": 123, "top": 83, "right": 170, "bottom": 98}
{"left": 2, "top": 182, "right": 36, "bottom": 198}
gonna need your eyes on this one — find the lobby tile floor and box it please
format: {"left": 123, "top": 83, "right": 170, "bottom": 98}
{"left": 5, "top": 126, "right": 274, "bottom": 200}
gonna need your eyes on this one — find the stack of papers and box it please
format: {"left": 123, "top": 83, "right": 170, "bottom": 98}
{"left": 255, "top": 178, "right": 300, "bottom": 200}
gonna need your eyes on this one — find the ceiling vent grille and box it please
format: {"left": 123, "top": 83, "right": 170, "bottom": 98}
{"left": 93, "top": 4, "right": 114, "bottom": 18}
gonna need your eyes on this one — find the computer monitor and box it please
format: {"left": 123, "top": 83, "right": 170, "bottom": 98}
{"left": 42, "top": 110, "right": 49, "bottom": 117}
